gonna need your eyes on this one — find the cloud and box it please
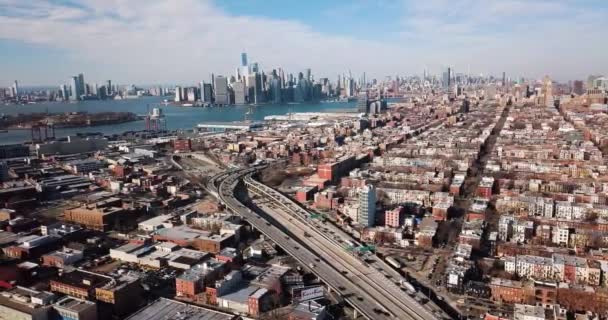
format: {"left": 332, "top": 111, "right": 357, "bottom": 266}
{"left": 399, "top": 0, "right": 608, "bottom": 78}
{"left": 0, "top": 0, "right": 606, "bottom": 85}
{"left": 0, "top": 0, "right": 414, "bottom": 85}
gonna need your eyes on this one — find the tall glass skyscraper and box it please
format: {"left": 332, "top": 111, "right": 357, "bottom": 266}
{"left": 241, "top": 52, "right": 247, "bottom": 67}
{"left": 442, "top": 67, "right": 452, "bottom": 89}
{"left": 70, "top": 76, "right": 79, "bottom": 101}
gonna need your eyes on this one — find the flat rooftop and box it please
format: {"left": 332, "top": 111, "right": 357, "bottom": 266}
{"left": 218, "top": 285, "right": 258, "bottom": 304}
{"left": 53, "top": 269, "right": 112, "bottom": 290}
{"left": 126, "top": 297, "right": 236, "bottom": 320}
{"left": 54, "top": 296, "right": 96, "bottom": 313}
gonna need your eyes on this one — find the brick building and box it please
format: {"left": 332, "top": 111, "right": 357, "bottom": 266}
{"left": 488, "top": 278, "right": 533, "bottom": 304}
{"left": 62, "top": 198, "right": 124, "bottom": 231}
{"left": 317, "top": 156, "right": 356, "bottom": 182}
{"left": 173, "top": 139, "right": 192, "bottom": 152}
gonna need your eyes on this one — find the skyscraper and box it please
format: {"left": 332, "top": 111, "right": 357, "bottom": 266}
{"left": 232, "top": 81, "right": 246, "bottom": 105}
{"left": 443, "top": 67, "right": 452, "bottom": 89}
{"left": 186, "top": 87, "right": 197, "bottom": 102}
{"left": 279, "top": 68, "right": 286, "bottom": 88}
{"left": 200, "top": 82, "right": 213, "bottom": 103}
{"left": 253, "top": 73, "right": 264, "bottom": 104}
{"left": 213, "top": 75, "right": 229, "bottom": 105}
{"left": 362, "top": 72, "right": 366, "bottom": 89}
{"left": 77, "top": 73, "right": 85, "bottom": 96}
{"left": 174, "top": 86, "right": 182, "bottom": 102}
{"left": 270, "top": 78, "right": 282, "bottom": 104}
{"left": 12, "top": 80, "right": 19, "bottom": 98}
{"left": 241, "top": 52, "right": 248, "bottom": 67}
{"left": 542, "top": 76, "right": 553, "bottom": 107}
{"left": 68, "top": 73, "right": 86, "bottom": 100}
{"left": 106, "top": 80, "right": 112, "bottom": 95}
{"left": 345, "top": 77, "right": 355, "bottom": 97}
{"left": 59, "top": 84, "right": 69, "bottom": 101}
{"left": 358, "top": 185, "right": 376, "bottom": 227}
{"left": 70, "top": 76, "right": 80, "bottom": 101}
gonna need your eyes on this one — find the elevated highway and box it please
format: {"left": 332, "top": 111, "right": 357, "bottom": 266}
{"left": 214, "top": 168, "right": 441, "bottom": 319}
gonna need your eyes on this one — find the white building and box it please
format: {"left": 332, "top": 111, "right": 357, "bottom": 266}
{"left": 515, "top": 255, "right": 553, "bottom": 280}
{"left": 358, "top": 185, "right": 376, "bottom": 227}
{"left": 551, "top": 226, "right": 569, "bottom": 246}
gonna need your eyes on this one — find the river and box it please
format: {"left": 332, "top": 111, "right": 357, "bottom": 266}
{"left": 0, "top": 97, "right": 357, "bottom": 143}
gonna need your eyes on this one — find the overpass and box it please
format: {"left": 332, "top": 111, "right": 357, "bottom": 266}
{"left": 242, "top": 174, "right": 442, "bottom": 320}
{"left": 214, "top": 168, "right": 441, "bottom": 319}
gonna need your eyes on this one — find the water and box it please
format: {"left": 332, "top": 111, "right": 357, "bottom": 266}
{"left": 0, "top": 97, "right": 357, "bottom": 143}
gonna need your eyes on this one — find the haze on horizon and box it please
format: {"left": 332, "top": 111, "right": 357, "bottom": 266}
{"left": 0, "top": 0, "right": 607, "bottom": 86}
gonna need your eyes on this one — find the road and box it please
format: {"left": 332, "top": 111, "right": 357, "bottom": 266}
{"left": 242, "top": 174, "right": 443, "bottom": 320}
{"left": 216, "top": 168, "right": 399, "bottom": 319}
{"left": 212, "top": 166, "right": 443, "bottom": 319}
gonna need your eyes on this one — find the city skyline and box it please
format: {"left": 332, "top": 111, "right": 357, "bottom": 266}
{"left": 1, "top": 0, "right": 607, "bottom": 85}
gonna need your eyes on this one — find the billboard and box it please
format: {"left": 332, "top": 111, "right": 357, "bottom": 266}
{"left": 293, "top": 285, "right": 324, "bottom": 302}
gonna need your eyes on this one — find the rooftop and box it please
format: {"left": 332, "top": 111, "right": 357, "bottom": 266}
{"left": 54, "top": 296, "right": 96, "bottom": 313}
{"left": 52, "top": 269, "right": 113, "bottom": 290}
{"left": 178, "top": 260, "right": 226, "bottom": 281}
{"left": 154, "top": 225, "right": 211, "bottom": 241}
{"left": 217, "top": 285, "right": 258, "bottom": 303}
{"left": 126, "top": 298, "right": 236, "bottom": 320}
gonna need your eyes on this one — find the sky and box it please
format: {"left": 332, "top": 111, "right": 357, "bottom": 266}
{"left": 0, "top": 0, "right": 607, "bottom": 86}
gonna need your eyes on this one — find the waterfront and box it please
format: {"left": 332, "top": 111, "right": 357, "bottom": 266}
{"left": 0, "top": 97, "right": 356, "bottom": 143}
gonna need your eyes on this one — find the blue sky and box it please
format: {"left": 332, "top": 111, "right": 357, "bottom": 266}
{"left": 0, "top": 0, "right": 607, "bottom": 86}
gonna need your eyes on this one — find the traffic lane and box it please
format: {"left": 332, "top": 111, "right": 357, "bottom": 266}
{"left": 248, "top": 184, "right": 436, "bottom": 320}
{"left": 227, "top": 200, "right": 390, "bottom": 319}
{"left": 255, "top": 201, "right": 422, "bottom": 320}
{"left": 219, "top": 193, "right": 392, "bottom": 320}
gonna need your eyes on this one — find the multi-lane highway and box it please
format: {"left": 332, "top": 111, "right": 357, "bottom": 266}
{"left": 216, "top": 169, "right": 396, "bottom": 319}
{"left": 213, "top": 167, "right": 442, "bottom": 319}
{"left": 243, "top": 174, "right": 443, "bottom": 320}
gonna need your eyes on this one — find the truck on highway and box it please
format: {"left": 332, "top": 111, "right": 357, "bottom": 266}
{"left": 400, "top": 280, "right": 417, "bottom": 294}
{"left": 385, "top": 256, "right": 402, "bottom": 269}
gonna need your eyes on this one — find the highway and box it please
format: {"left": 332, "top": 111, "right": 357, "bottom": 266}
{"left": 243, "top": 174, "right": 442, "bottom": 320}
{"left": 215, "top": 167, "right": 442, "bottom": 319}
{"left": 217, "top": 169, "right": 396, "bottom": 319}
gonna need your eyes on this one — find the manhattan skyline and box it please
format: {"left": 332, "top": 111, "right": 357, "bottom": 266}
{"left": 1, "top": 0, "right": 608, "bottom": 85}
